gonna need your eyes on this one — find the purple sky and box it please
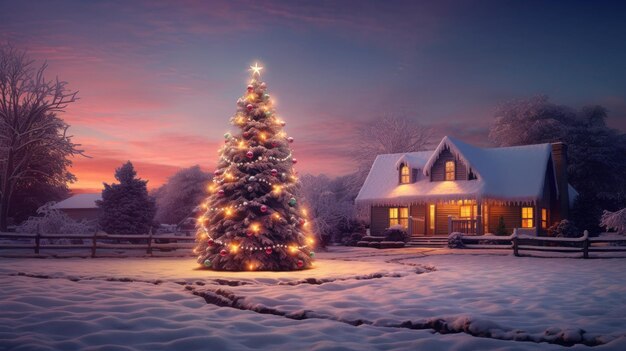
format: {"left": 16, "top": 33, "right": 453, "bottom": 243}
{"left": 1, "top": 0, "right": 625, "bottom": 191}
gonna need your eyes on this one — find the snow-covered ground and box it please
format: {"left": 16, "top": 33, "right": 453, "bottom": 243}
{"left": 1, "top": 247, "right": 625, "bottom": 350}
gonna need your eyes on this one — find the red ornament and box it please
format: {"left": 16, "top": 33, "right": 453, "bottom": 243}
{"left": 299, "top": 218, "right": 306, "bottom": 226}
{"left": 297, "top": 260, "right": 304, "bottom": 268}
{"left": 208, "top": 239, "right": 215, "bottom": 246}
{"left": 260, "top": 205, "right": 268, "bottom": 213}
{"left": 265, "top": 248, "right": 273, "bottom": 255}
{"left": 224, "top": 139, "right": 229, "bottom": 144}
{"left": 287, "top": 137, "right": 294, "bottom": 143}
{"left": 292, "top": 158, "right": 298, "bottom": 164}
{"left": 280, "top": 121, "right": 286, "bottom": 127}
{"left": 246, "top": 104, "right": 253, "bottom": 111}
{"left": 217, "top": 189, "right": 225, "bottom": 197}
{"left": 270, "top": 169, "right": 278, "bottom": 176}
{"left": 243, "top": 131, "right": 250, "bottom": 138}
{"left": 246, "top": 230, "right": 254, "bottom": 237}
{"left": 272, "top": 141, "right": 279, "bottom": 147}
{"left": 247, "top": 85, "right": 254, "bottom": 92}
{"left": 220, "top": 249, "right": 227, "bottom": 257}
{"left": 246, "top": 150, "right": 254, "bottom": 159}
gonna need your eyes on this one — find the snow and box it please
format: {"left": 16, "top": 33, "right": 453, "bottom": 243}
{"left": 1, "top": 247, "right": 626, "bottom": 350}
{"left": 356, "top": 136, "right": 578, "bottom": 216}
{"left": 50, "top": 193, "right": 101, "bottom": 209}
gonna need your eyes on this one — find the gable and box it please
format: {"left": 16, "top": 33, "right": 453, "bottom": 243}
{"left": 429, "top": 148, "right": 469, "bottom": 181}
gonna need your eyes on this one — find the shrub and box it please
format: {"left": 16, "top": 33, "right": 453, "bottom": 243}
{"left": 495, "top": 216, "right": 508, "bottom": 236}
{"left": 547, "top": 219, "right": 581, "bottom": 238}
{"left": 383, "top": 225, "right": 410, "bottom": 243}
{"left": 16, "top": 202, "right": 96, "bottom": 235}
{"left": 343, "top": 232, "right": 365, "bottom": 246}
{"left": 600, "top": 208, "right": 626, "bottom": 235}
{"left": 448, "top": 232, "right": 464, "bottom": 248}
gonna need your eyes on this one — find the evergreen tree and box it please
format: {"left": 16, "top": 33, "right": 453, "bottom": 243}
{"left": 98, "top": 161, "right": 156, "bottom": 234}
{"left": 154, "top": 165, "right": 212, "bottom": 225}
{"left": 495, "top": 216, "right": 508, "bottom": 236}
{"left": 195, "top": 64, "right": 314, "bottom": 271}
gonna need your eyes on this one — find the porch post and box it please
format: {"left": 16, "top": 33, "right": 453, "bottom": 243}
{"left": 408, "top": 205, "right": 413, "bottom": 235}
{"left": 475, "top": 198, "right": 483, "bottom": 236}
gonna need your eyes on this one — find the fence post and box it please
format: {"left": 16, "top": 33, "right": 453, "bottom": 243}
{"left": 448, "top": 215, "right": 453, "bottom": 234}
{"left": 147, "top": 228, "right": 153, "bottom": 256}
{"left": 35, "top": 223, "right": 41, "bottom": 254}
{"left": 583, "top": 230, "right": 589, "bottom": 259}
{"left": 512, "top": 228, "right": 519, "bottom": 257}
{"left": 91, "top": 231, "right": 97, "bottom": 258}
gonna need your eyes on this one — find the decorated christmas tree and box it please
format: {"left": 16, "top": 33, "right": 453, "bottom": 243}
{"left": 195, "top": 63, "right": 315, "bottom": 271}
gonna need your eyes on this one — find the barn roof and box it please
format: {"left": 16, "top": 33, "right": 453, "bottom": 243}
{"left": 355, "top": 136, "right": 563, "bottom": 208}
{"left": 50, "top": 193, "right": 101, "bottom": 210}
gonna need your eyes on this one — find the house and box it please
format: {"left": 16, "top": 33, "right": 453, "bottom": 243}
{"left": 50, "top": 193, "right": 102, "bottom": 221}
{"left": 355, "top": 136, "right": 578, "bottom": 237}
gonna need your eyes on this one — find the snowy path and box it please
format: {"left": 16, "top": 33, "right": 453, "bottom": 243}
{"left": 1, "top": 247, "right": 625, "bottom": 350}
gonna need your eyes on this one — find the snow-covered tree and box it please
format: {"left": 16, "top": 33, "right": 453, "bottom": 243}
{"left": 16, "top": 202, "right": 95, "bottom": 235}
{"left": 0, "top": 44, "right": 81, "bottom": 230}
{"left": 600, "top": 208, "right": 626, "bottom": 235}
{"left": 97, "top": 162, "right": 156, "bottom": 234}
{"left": 154, "top": 165, "right": 212, "bottom": 225}
{"left": 299, "top": 174, "right": 356, "bottom": 245}
{"left": 194, "top": 64, "right": 314, "bottom": 271}
{"left": 353, "top": 115, "right": 431, "bottom": 191}
{"left": 489, "top": 96, "right": 626, "bottom": 233}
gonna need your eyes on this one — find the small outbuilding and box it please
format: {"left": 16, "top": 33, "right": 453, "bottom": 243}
{"left": 50, "top": 193, "right": 102, "bottom": 221}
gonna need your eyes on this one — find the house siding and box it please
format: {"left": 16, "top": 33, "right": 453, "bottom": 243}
{"left": 410, "top": 204, "right": 426, "bottom": 235}
{"left": 370, "top": 206, "right": 390, "bottom": 236}
{"left": 488, "top": 205, "right": 522, "bottom": 235}
{"left": 430, "top": 148, "right": 468, "bottom": 181}
{"left": 435, "top": 203, "right": 458, "bottom": 235}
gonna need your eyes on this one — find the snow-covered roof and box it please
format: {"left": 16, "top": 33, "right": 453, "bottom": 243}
{"left": 51, "top": 193, "right": 101, "bottom": 210}
{"left": 356, "top": 136, "right": 559, "bottom": 208}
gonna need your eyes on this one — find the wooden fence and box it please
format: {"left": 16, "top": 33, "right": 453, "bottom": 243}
{"left": 459, "top": 229, "right": 626, "bottom": 258}
{"left": 0, "top": 230, "right": 196, "bottom": 257}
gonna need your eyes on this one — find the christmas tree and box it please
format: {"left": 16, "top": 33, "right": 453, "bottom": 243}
{"left": 195, "top": 63, "right": 315, "bottom": 271}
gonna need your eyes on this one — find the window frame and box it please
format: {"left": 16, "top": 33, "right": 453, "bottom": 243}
{"left": 521, "top": 207, "right": 534, "bottom": 228}
{"left": 389, "top": 207, "right": 409, "bottom": 229}
{"left": 445, "top": 161, "right": 455, "bottom": 181}
{"left": 400, "top": 164, "right": 410, "bottom": 184}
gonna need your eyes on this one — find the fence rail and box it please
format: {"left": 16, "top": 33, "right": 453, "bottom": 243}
{"left": 0, "top": 230, "right": 196, "bottom": 257}
{"left": 458, "top": 229, "right": 626, "bottom": 258}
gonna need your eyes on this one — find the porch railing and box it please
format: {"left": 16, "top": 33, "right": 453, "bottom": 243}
{"left": 448, "top": 216, "right": 478, "bottom": 235}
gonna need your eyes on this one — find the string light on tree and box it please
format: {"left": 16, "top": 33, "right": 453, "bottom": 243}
{"left": 194, "top": 62, "right": 314, "bottom": 271}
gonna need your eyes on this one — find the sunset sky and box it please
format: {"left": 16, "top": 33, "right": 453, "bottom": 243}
{"left": 1, "top": 0, "right": 625, "bottom": 192}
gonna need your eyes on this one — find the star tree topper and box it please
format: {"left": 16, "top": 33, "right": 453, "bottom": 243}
{"left": 249, "top": 63, "right": 263, "bottom": 77}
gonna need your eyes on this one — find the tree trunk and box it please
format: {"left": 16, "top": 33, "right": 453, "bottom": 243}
{"left": 0, "top": 144, "right": 15, "bottom": 232}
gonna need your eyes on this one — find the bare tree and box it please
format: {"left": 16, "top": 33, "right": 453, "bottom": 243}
{"left": 353, "top": 115, "right": 432, "bottom": 190}
{"left": 0, "top": 45, "right": 81, "bottom": 230}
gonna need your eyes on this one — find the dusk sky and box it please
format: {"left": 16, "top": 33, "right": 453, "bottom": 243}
{"left": 1, "top": 0, "right": 625, "bottom": 192}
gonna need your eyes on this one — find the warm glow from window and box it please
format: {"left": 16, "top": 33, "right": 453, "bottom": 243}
{"left": 400, "top": 165, "right": 410, "bottom": 184}
{"left": 522, "top": 207, "right": 534, "bottom": 228}
{"left": 445, "top": 161, "right": 455, "bottom": 181}
{"left": 541, "top": 208, "right": 548, "bottom": 229}
{"left": 389, "top": 207, "right": 408, "bottom": 228}
{"left": 460, "top": 205, "right": 472, "bottom": 218}
{"left": 429, "top": 204, "right": 435, "bottom": 230}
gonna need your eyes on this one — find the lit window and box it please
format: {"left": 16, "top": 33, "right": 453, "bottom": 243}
{"left": 445, "top": 161, "right": 455, "bottom": 181}
{"left": 389, "top": 207, "right": 409, "bottom": 228}
{"left": 522, "top": 207, "right": 534, "bottom": 228}
{"left": 460, "top": 205, "right": 472, "bottom": 218}
{"left": 541, "top": 208, "right": 548, "bottom": 229}
{"left": 429, "top": 204, "right": 435, "bottom": 230}
{"left": 400, "top": 165, "right": 410, "bottom": 184}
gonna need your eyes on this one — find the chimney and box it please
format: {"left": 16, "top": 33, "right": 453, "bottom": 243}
{"left": 551, "top": 142, "right": 569, "bottom": 221}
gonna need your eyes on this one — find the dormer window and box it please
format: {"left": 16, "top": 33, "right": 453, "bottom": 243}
{"left": 400, "top": 164, "right": 410, "bottom": 184}
{"left": 445, "top": 161, "right": 455, "bottom": 180}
